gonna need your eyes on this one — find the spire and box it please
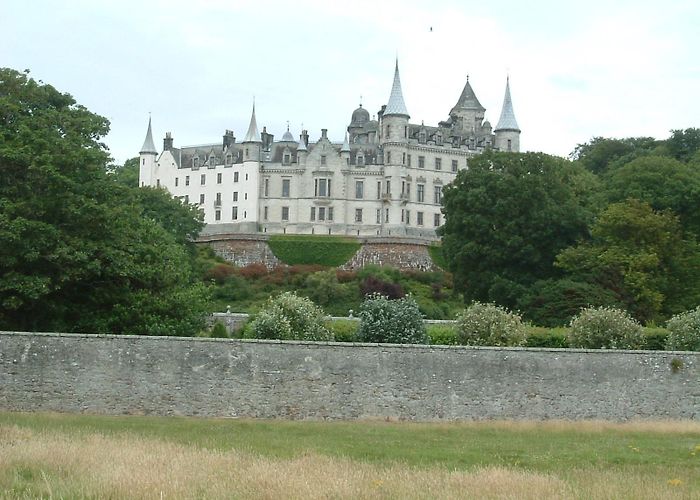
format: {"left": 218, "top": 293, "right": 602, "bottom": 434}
{"left": 297, "top": 133, "right": 307, "bottom": 151}
{"left": 384, "top": 59, "right": 409, "bottom": 117}
{"left": 450, "top": 76, "right": 485, "bottom": 115}
{"left": 242, "top": 102, "right": 261, "bottom": 142}
{"left": 341, "top": 132, "right": 350, "bottom": 152}
{"left": 495, "top": 76, "right": 520, "bottom": 132}
{"left": 140, "top": 116, "right": 157, "bottom": 155}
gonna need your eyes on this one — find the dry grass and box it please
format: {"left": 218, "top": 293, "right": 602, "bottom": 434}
{"left": 0, "top": 423, "right": 696, "bottom": 500}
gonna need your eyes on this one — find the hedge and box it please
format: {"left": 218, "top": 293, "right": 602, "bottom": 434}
{"left": 267, "top": 235, "right": 361, "bottom": 266}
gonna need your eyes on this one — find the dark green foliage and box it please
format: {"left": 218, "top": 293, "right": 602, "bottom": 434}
{"left": 666, "top": 128, "right": 700, "bottom": 163}
{"left": 642, "top": 328, "right": 669, "bottom": 351}
{"left": 210, "top": 322, "right": 228, "bottom": 338}
{"left": 426, "top": 324, "right": 457, "bottom": 345}
{"left": 325, "top": 319, "right": 359, "bottom": 342}
{"left": 358, "top": 294, "right": 428, "bottom": 344}
{"left": 267, "top": 235, "right": 360, "bottom": 266}
{"left": 517, "top": 279, "right": 620, "bottom": 327}
{"left": 428, "top": 244, "right": 448, "bottom": 270}
{"left": 109, "top": 157, "right": 139, "bottom": 187}
{"left": 440, "top": 151, "right": 599, "bottom": 309}
{"left": 525, "top": 328, "right": 570, "bottom": 348}
{"left": 0, "top": 68, "right": 209, "bottom": 335}
{"left": 571, "top": 136, "right": 660, "bottom": 174}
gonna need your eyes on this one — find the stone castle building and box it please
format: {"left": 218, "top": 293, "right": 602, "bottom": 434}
{"left": 138, "top": 62, "right": 520, "bottom": 239}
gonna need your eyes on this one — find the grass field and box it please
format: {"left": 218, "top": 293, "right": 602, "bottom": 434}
{"left": 1, "top": 412, "right": 698, "bottom": 499}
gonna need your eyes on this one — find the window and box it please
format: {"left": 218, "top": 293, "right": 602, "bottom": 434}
{"left": 184, "top": 195, "right": 189, "bottom": 204}
{"left": 404, "top": 126, "right": 408, "bottom": 138}
{"left": 451, "top": 159, "right": 458, "bottom": 172}
{"left": 407, "top": 154, "right": 412, "bottom": 167}
{"left": 355, "top": 208, "right": 363, "bottom": 223}
{"left": 282, "top": 178, "right": 290, "bottom": 197}
{"left": 507, "top": 139, "right": 512, "bottom": 151}
{"left": 435, "top": 158, "right": 442, "bottom": 170}
{"left": 199, "top": 193, "right": 205, "bottom": 205}
{"left": 215, "top": 192, "right": 222, "bottom": 206}
{"left": 226, "top": 153, "right": 232, "bottom": 165}
{"left": 156, "top": 179, "right": 160, "bottom": 187}
{"left": 386, "top": 124, "right": 391, "bottom": 138}
{"left": 376, "top": 209, "right": 381, "bottom": 224}
{"left": 315, "top": 178, "right": 331, "bottom": 197}
{"left": 193, "top": 157, "right": 199, "bottom": 168}
{"left": 233, "top": 191, "right": 238, "bottom": 202}
{"left": 264, "top": 178, "right": 269, "bottom": 197}
{"left": 419, "top": 131, "right": 426, "bottom": 143}
{"left": 417, "top": 184, "right": 425, "bottom": 202}
{"left": 215, "top": 210, "right": 221, "bottom": 221}
{"left": 217, "top": 173, "right": 222, "bottom": 184}
{"left": 245, "top": 173, "right": 248, "bottom": 181}
{"left": 319, "top": 207, "right": 326, "bottom": 221}
{"left": 263, "top": 206, "right": 268, "bottom": 220}
{"left": 200, "top": 173, "right": 206, "bottom": 185}
{"left": 210, "top": 155, "right": 216, "bottom": 166}
{"left": 357, "top": 153, "right": 364, "bottom": 166}
{"left": 386, "top": 151, "right": 391, "bottom": 163}
{"left": 234, "top": 171, "right": 239, "bottom": 183}
{"left": 282, "top": 206, "right": 289, "bottom": 221}
{"left": 434, "top": 186, "right": 442, "bottom": 204}
{"left": 385, "top": 208, "right": 389, "bottom": 223}
{"left": 175, "top": 177, "right": 179, "bottom": 187}
{"left": 401, "top": 209, "right": 405, "bottom": 222}
{"left": 355, "top": 180, "right": 364, "bottom": 199}
{"left": 310, "top": 207, "right": 316, "bottom": 221}
{"left": 244, "top": 193, "right": 248, "bottom": 200}
{"left": 283, "top": 153, "right": 291, "bottom": 165}
{"left": 386, "top": 180, "right": 391, "bottom": 196}
{"left": 328, "top": 207, "right": 334, "bottom": 221}
{"left": 434, "top": 213, "right": 441, "bottom": 226}
{"left": 377, "top": 181, "right": 382, "bottom": 199}
{"left": 185, "top": 175, "right": 190, "bottom": 186}
{"left": 418, "top": 156, "right": 425, "bottom": 168}
{"left": 417, "top": 211, "right": 424, "bottom": 226}
{"left": 405, "top": 210, "right": 410, "bottom": 224}
{"left": 320, "top": 155, "right": 326, "bottom": 166}
{"left": 245, "top": 148, "right": 249, "bottom": 159}
{"left": 232, "top": 206, "right": 238, "bottom": 220}
{"left": 435, "top": 133, "right": 443, "bottom": 146}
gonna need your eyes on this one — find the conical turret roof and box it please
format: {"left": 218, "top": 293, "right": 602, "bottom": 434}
{"left": 341, "top": 132, "right": 350, "bottom": 152}
{"left": 243, "top": 102, "right": 261, "bottom": 143}
{"left": 495, "top": 77, "right": 520, "bottom": 132}
{"left": 297, "top": 134, "right": 307, "bottom": 152}
{"left": 450, "top": 76, "right": 485, "bottom": 115}
{"left": 140, "top": 116, "right": 158, "bottom": 154}
{"left": 384, "top": 60, "right": 409, "bottom": 118}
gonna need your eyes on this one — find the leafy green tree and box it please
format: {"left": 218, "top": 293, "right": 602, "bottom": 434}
{"left": 604, "top": 156, "right": 700, "bottom": 236}
{"left": 439, "top": 151, "right": 599, "bottom": 308}
{"left": 666, "top": 128, "right": 700, "bottom": 163}
{"left": 571, "top": 136, "right": 660, "bottom": 175}
{"left": 556, "top": 199, "right": 700, "bottom": 322}
{"left": 0, "top": 68, "right": 209, "bottom": 335}
{"left": 110, "top": 157, "right": 139, "bottom": 187}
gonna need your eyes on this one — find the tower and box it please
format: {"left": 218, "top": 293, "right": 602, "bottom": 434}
{"left": 138, "top": 116, "right": 158, "bottom": 187}
{"left": 494, "top": 77, "right": 521, "bottom": 152}
{"left": 242, "top": 102, "right": 262, "bottom": 161}
{"left": 448, "top": 76, "right": 486, "bottom": 138}
{"left": 381, "top": 59, "right": 410, "bottom": 146}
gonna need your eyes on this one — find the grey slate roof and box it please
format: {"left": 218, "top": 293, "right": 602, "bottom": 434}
{"left": 450, "top": 77, "right": 485, "bottom": 115}
{"left": 495, "top": 77, "right": 520, "bottom": 132}
{"left": 384, "top": 61, "right": 409, "bottom": 117}
{"left": 243, "top": 103, "right": 261, "bottom": 142}
{"left": 140, "top": 117, "right": 158, "bottom": 154}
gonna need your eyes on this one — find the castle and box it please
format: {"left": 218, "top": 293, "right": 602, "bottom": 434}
{"left": 138, "top": 62, "right": 520, "bottom": 240}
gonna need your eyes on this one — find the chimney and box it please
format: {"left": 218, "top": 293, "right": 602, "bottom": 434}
{"left": 321, "top": 128, "right": 328, "bottom": 139}
{"left": 223, "top": 129, "right": 235, "bottom": 149}
{"left": 260, "top": 126, "right": 274, "bottom": 151}
{"left": 163, "top": 132, "right": 173, "bottom": 151}
{"left": 302, "top": 129, "right": 309, "bottom": 147}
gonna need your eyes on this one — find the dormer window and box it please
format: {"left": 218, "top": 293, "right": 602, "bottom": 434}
{"left": 435, "top": 133, "right": 443, "bottom": 146}
{"left": 225, "top": 153, "right": 232, "bottom": 165}
{"left": 419, "top": 131, "right": 426, "bottom": 144}
{"left": 357, "top": 153, "right": 365, "bottom": 166}
{"left": 209, "top": 155, "right": 216, "bottom": 166}
{"left": 193, "top": 156, "right": 199, "bottom": 168}
{"left": 320, "top": 155, "right": 326, "bottom": 166}
{"left": 283, "top": 153, "right": 291, "bottom": 165}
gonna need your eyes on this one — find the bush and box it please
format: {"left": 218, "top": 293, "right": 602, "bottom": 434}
{"left": 248, "top": 291, "right": 333, "bottom": 341}
{"left": 454, "top": 302, "right": 526, "bottom": 346}
{"left": 427, "top": 324, "right": 457, "bottom": 345}
{"left": 665, "top": 307, "right": 700, "bottom": 351}
{"left": 525, "top": 327, "right": 569, "bottom": 348}
{"left": 236, "top": 263, "right": 269, "bottom": 279}
{"left": 360, "top": 276, "right": 405, "bottom": 299}
{"left": 643, "top": 328, "right": 669, "bottom": 351}
{"left": 326, "top": 319, "right": 359, "bottom": 342}
{"left": 267, "top": 235, "right": 360, "bottom": 266}
{"left": 203, "top": 263, "right": 237, "bottom": 284}
{"left": 568, "top": 306, "right": 644, "bottom": 349}
{"left": 358, "top": 294, "right": 428, "bottom": 344}
{"left": 209, "top": 321, "right": 228, "bottom": 338}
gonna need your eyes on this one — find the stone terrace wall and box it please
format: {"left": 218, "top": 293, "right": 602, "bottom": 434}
{"left": 199, "top": 234, "right": 282, "bottom": 269}
{"left": 1, "top": 332, "right": 697, "bottom": 421}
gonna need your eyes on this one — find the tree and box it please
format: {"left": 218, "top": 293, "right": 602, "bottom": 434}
{"left": 666, "top": 128, "right": 700, "bottom": 163}
{"left": 439, "top": 151, "right": 599, "bottom": 308}
{"left": 604, "top": 155, "right": 700, "bottom": 236}
{"left": 570, "top": 136, "right": 660, "bottom": 175}
{"left": 556, "top": 199, "right": 700, "bottom": 322}
{"left": 110, "top": 156, "right": 139, "bottom": 187}
{"left": 0, "top": 68, "right": 209, "bottom": 335}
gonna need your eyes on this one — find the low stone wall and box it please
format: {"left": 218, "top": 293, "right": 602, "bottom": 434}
{"left": 341, "top": 242, "right": 435, "bottom": 271}
{"left": 1, "top": 332, "right": 697, "bottom": 421}
{"left": 201, "top": 235, "right": 282, "bottom": 269}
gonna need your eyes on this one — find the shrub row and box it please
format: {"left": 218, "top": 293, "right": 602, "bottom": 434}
{"left": 267, "top": 235, "right": 361, "bottom": 266}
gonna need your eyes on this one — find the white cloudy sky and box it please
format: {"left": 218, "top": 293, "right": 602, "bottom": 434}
{"left": 2, "top": 0, "right": 698, "bottom": 164}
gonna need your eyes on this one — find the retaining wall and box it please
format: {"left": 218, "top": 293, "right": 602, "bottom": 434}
{"left": 0, "top": 332, "right": 697, "bottom": 421}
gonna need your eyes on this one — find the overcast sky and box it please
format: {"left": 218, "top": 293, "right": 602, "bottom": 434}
{"left": 2, "top": 0, "right": 698, "bottom": 165}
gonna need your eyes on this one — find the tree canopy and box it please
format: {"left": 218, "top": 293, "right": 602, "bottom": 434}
{"left": 0, "top": 68, "right": 209, "bottom": 335}
{"left": 439, "top": 151, "right": 599, "bottom": 308}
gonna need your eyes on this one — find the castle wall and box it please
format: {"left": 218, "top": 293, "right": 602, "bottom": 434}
{"left": 1, "top": 332, "right": 697, "bottom": 421}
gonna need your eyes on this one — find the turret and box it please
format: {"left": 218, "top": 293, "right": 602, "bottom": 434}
{"left": 448, "top": 76, "right": 486, "bottom": 137}
{"left": 494, "top": 77, "right": 521, "bottom": 152}
{"left": 138, "top": 116, "right": 158, "bottom": 187}
{"left": 296, "top": 131, "right": 308, "bottom": 165}
{"left": 340, "top": 132, "right": 350, "bottom": 166}
{"left": 242, "top": 102, "right": 262, "bottom": 162}
{"left": 381, "top": 60, "right": 410, "bottom": 146}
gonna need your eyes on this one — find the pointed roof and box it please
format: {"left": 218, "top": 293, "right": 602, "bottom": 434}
{"left": 297, "top": 134, "right": 307, "bottom": 152}
{"left": 495, "top": 77, "right": 520, "bottom": 132}
{"left": 140, "top": 116, "right": 158, "bottom": 154}
{"left": 341, "top": 132, "right": 350, "bottom": 152}
{"left": 384, "top": 60, "right": 409, "bottom": 118}
{"left": 281, "top": 123, "right": 295, "bottom": 142}
{"left": 242, "top": 102, "right": 261, "bottom": 143}
{"left": 450, "top": 76, "right": 485, "bottom": 115}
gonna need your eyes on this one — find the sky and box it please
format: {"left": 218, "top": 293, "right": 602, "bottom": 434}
{"left": 2, "top": 0, "right": 699, "bottom": 165}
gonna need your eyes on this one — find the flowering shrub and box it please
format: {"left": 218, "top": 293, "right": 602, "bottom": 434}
{"left": 665, "top": 307, "right": 700, "bottom": 351}
{"left": 568, "top": 306, "right": 644, "bottom": 349}
{"left": 249, "top": 291, "right": 332, "bottom": 341}
{"left": 454, "top": 302, "right": 526, "bottom": 347}
{"left": 358, "top": 293, "right": 428, "bottom": 344}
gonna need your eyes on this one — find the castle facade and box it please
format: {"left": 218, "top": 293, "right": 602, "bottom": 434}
{"left": 138, "top": 62, "right": 520, "bottom": 239}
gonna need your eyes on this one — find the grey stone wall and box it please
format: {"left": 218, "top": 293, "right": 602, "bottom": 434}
{"left": 1, "top": 332, "right": 697, "bottom": 421}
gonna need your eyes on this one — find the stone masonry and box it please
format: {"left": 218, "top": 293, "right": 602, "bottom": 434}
{"left": 1, "top": 332, "right": 697, "bottom": 421}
